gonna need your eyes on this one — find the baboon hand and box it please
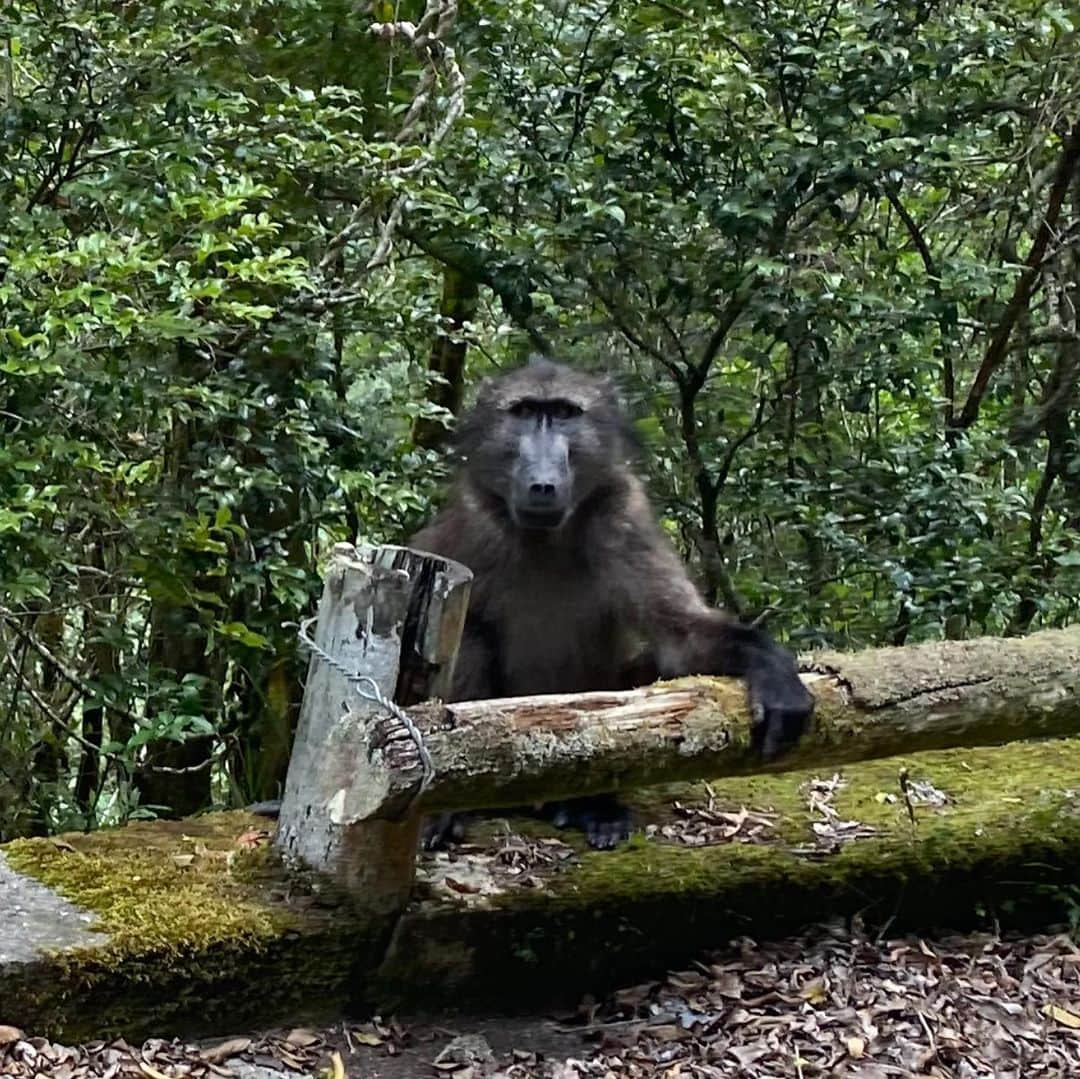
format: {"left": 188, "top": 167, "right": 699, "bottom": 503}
{"left": 421, "top": 811, "right": 468, "bottom": 850}
{"left": 746, "top": 648, "right": 815, "bottom": 761}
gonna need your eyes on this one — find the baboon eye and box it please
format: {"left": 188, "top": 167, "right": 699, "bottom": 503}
{"left": 508, "top": 399, "right": 583, "bottom": 420}
{"left": 549, "top": 400, "right": 584, "bottom": 420}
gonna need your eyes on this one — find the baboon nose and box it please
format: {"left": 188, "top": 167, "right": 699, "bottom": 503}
{"left": 515, "top": 480, "right": 567, "bottom": 528}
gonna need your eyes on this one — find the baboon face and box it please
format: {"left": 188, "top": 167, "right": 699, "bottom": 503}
{"left": 458, "top": 360, "right": 633, "bottom": 531}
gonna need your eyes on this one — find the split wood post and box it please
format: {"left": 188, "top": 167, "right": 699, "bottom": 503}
{"left": 275, "top": 542, "right": 471, "bottom": 919}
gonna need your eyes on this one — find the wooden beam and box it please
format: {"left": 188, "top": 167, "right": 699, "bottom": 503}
{"left": 276, "top": 542, "right": 1080, "bottom": 920}
{"left": 367, "top": 627, "right": 1080, "bottom": 814}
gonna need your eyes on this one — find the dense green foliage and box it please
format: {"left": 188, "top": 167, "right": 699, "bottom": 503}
{"left": 1, "top": 0, "right": 1077, "bottom": 838}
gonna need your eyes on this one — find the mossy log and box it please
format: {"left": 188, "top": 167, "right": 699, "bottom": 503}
{"left": 379, "top": 626, "right": 1080, "bottom": 813}
{"left": 2, "top": 739, "right": 1078, "bottom": 1040}
{"left": 377, "top": 736, "right": 1080, "bottom": 1010}
{"left": 278, "top": 544, "right": 1079, "bottom": 918}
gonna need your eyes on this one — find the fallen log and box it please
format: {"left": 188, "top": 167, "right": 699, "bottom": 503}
{"left": 4, "top": 738, "right": 1080, "bottom": 1040}
{"left": 378, "top": 735, "right": 1080, "bottom": 1009}
{"left": 396, "top": 626, "right": 1080, "bottom": 813}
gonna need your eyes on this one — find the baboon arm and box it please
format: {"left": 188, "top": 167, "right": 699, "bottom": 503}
{"left": 620, "top": 533, "right": 789, "bottom": 682}
{"left": 600, "top": 504, "right": 717, "bottom": 667}
{"left": 604, "top": 502, "right": 814, "bottom": 759}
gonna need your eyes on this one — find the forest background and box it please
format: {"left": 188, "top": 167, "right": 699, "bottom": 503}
{"left": 1, "top": 0, "right": 1077, "bottom": 840}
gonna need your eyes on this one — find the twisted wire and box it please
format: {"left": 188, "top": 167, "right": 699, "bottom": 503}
{"left": 294, "top": 616, "right": 435, "bottom": 792}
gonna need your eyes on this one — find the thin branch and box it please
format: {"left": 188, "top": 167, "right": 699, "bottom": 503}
{"left": 585, "top": 272, "right": 685, "bottom": 383}
{"left": 0, "top": 606, "right": 143, "bottom": 730}
{"left": 1010, "top": 343, "right": 1080, "bottom": 443}
{"left": 322, "top": 0, "right": 467, "bottom": 274}
{"left": 0, "top": 648, "right": 116, "bottom": 760}
{"left": 400, "top": 224, "right": 553, "bottom": 353}
{"left": 884, "top": 189, "right": 938, "bottom": 279}
{"left": 954, "top": 118, "right": 1080, "bottom": 430}
{"left": 714, "top": 383, "right": 775, "bottom": 490}
{"left": 884, "top": 187, "right": 956, "bottom": 426}
{"left": 563, "top": 0, "right": 618, "bottom": 163}
{"left": 695, "top": 278, "right": 757, "bottom": 390}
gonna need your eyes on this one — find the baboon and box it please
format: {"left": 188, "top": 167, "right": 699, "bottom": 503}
{"left": 411, "top": 358, "right": 815, "bottom": 849}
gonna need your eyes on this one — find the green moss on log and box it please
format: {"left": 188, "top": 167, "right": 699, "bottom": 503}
{"left": 562, "top": 737, "right": 1079, "bottom": 904}
{"left": 4, "top": 814, "right": 288, "bottom": 955}
{"left": 1, "top": 812, "right": 368, "bottom": 1041}
{"left": 376, "top": 737, "right": 1080, "bottom": 1009}
{"left": 4, "top": 739, "right": 1078, "bottom": 1038}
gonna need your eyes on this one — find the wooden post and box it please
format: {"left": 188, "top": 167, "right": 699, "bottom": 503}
{"left": 275, "top": 543, "right": 471, "bottom": 919}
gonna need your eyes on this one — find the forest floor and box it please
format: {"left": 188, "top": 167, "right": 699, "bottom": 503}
{"left": 5, "top": 754, "right": 1080, "bottom": 1077}
{"left": 4, "top": 918, "right": 1080, "bottom": 1078}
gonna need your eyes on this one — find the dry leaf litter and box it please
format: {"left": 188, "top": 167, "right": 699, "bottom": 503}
{"left": 4, "top": 922, "right": 1079, "bottom": 1078}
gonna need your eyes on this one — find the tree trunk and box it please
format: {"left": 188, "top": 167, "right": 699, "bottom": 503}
{"left": 74, "top": 544, "right": 117, "bottom": 820}
{"left": 412, "top": 265, "right": 479, "bottom": 450}
{"left": 137, "top": 396, "right": 217, "bottom": 816}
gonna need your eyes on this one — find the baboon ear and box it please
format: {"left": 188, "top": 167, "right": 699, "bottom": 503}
{"left": 595, "top": 372, "right": 643, "bottom": 456}
{"left": 451, "top": 405, "right": 484, "bottom": 457}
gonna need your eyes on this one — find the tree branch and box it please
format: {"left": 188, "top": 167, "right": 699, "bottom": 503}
{"left": 954, "top": 119, "right": 1080, "bottom": 431}
{"left": 0, "top": 606, "right": 143, "bottom": 731}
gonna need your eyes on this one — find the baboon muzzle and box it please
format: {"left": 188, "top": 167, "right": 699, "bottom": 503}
{"left": 513, "top": 426, "right": 572, "bottom": 528}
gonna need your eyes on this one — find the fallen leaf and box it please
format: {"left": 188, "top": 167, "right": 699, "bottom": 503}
{"left": 728, "top": 1041, "right": 770, "bottom": 1066}
{"left": 1044, "top": 1003, "right": 1080, "bottom": 1029}
{"left": 0, "top": 1025, "right": 24, "bottom": 1045}
{"left": 323, "top": 1049, "right": 345, "bottom": 1079}
{"left": 236, "top": 828, "right": 270, "bottom": 849}
{"left": 443, "top": 876, "right": 482, "bottom": 894}
{"left": 646, "top": 1025, "right": 683, "bottom": 1042}
{"left": 350, "top": 1032, "right": 383, "bottom": 1047}
{"left": 200, "top": 1036, "right": 251, "bottom": 1062}
{"left": 276, "top": 1048, "right": 307, "bottom": 1069}
{"left": 285, "top": 1028, "right": 321, "bottom": 1047}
